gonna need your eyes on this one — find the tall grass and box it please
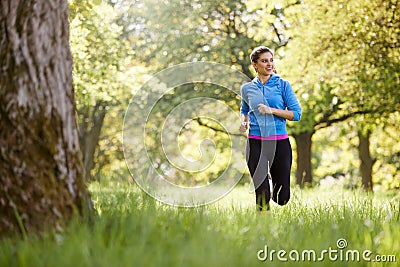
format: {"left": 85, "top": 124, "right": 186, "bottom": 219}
{"left": 1, "top": 184, "right": 399, "bottom": 267}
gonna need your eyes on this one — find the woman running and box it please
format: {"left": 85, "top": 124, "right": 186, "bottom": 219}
{"left": 239, "top": 46, "right": 302, "bottom": 211}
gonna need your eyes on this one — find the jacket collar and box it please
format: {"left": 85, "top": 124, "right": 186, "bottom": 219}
{"left": 253, "top": 74, "right": 279, "bottom": 87}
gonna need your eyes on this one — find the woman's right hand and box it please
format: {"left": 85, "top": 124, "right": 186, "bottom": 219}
{"left": 239, "top": 121, "right": 249, "bottom": 132}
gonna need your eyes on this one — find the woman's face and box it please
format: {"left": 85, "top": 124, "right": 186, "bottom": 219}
{"left": 252, "top": 52, "right": 274, "bottom": 76}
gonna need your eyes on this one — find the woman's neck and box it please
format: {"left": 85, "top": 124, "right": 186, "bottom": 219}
{"left": 258, "top": 74, "right": 272, "bottom": 85}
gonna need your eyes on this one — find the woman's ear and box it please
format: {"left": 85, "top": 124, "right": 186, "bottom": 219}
{"left": 252, "top": 62, "right": 258, "bottom": 72}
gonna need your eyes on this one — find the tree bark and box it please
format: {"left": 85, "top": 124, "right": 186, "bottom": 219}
{"left": 358, "top": 129, "right": 374, "bottom": 191}
{"left": 293, "top": 132, "right": 313, "bottom": 187}
{"left": 0, "top": 0, "right": 92, "bottom": 235}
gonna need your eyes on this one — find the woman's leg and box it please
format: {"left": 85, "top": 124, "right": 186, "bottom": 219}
{"left": 270, "top": 139, "right": 292, "bottom": 205}
{"left": 246, "top": 138, "right": 273, "bottom": 210}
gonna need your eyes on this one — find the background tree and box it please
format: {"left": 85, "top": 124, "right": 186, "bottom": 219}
{"left": 281, "top": 0, "right": 399, "bottom": 189}
{"left": 69, "top": 0, "right": 133, "bottom": 182}
{"left": 0, "top": 0, "right": 92, "bottom": 235}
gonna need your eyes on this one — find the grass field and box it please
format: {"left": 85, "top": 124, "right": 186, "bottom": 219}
{"left": 1, "top": 183, "right": 399, "bottom": 267}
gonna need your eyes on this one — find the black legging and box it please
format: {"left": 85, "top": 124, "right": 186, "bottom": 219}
{"left": 246, "top": 138, "right": 292, "bottom": 209}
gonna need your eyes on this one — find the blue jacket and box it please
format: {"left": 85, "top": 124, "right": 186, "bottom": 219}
{"left": 240, "top": 74, "right": 301, "bottom": 137}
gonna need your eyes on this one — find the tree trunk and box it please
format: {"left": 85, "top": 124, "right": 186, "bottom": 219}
{"left": 293, "top": 132, "right": 313, "bottom": 187}
{"left": 0, "top": 0, "right": 92, "bottom": 235}
{"left": 358, "top": 129, "right": 374, "bottom": 191}
{"left": 238, "top": 60, "right": 254, "bottom": 79}
{"left": 78, "top": 101, "right": 107, "bottom": 181}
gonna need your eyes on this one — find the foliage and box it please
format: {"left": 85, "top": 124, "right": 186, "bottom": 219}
{"left": 70, "top": 1, "right": 127, "bottom": 107}
{"left": 370, "top": 113, "right": 400, "bottom": 190}
{"left": 69, "top": 0, "right": 136, "bottom": 181}
{"left": 282, "top": 0, "right": 399, "bottom": 130}
{"left": 113, "top": 0, "right": 300, "bottom": 75}
{"left": 280, "top": 0, "right": 400, "bottom": 187}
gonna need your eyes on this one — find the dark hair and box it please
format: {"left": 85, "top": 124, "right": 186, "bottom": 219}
{"left": 250, "top": 46, "right": 274, "bottom": 62}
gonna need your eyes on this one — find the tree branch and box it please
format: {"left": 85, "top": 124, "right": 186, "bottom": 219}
{"left": 195, "top": 117, "right": 244, "bottom": 137}
{"left": 314, "top": 109, "right": 373, "bottom": 131}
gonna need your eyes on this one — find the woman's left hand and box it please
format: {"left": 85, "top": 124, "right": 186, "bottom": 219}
{"left": 258, "top": 104, "right": 274, "bottom": 115}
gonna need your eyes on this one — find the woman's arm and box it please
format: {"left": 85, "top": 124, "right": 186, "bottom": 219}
{"left": 271, "top": 108, "right": 294, "bottom": 120}
{"left": 282, "top": 81, "right": 302, "bottom": 121}
{"left": 257, "top": 79, "right": 301, "bottom": 121}
{"left": 257, "top": 104, "right": 294, "bottom": 120}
